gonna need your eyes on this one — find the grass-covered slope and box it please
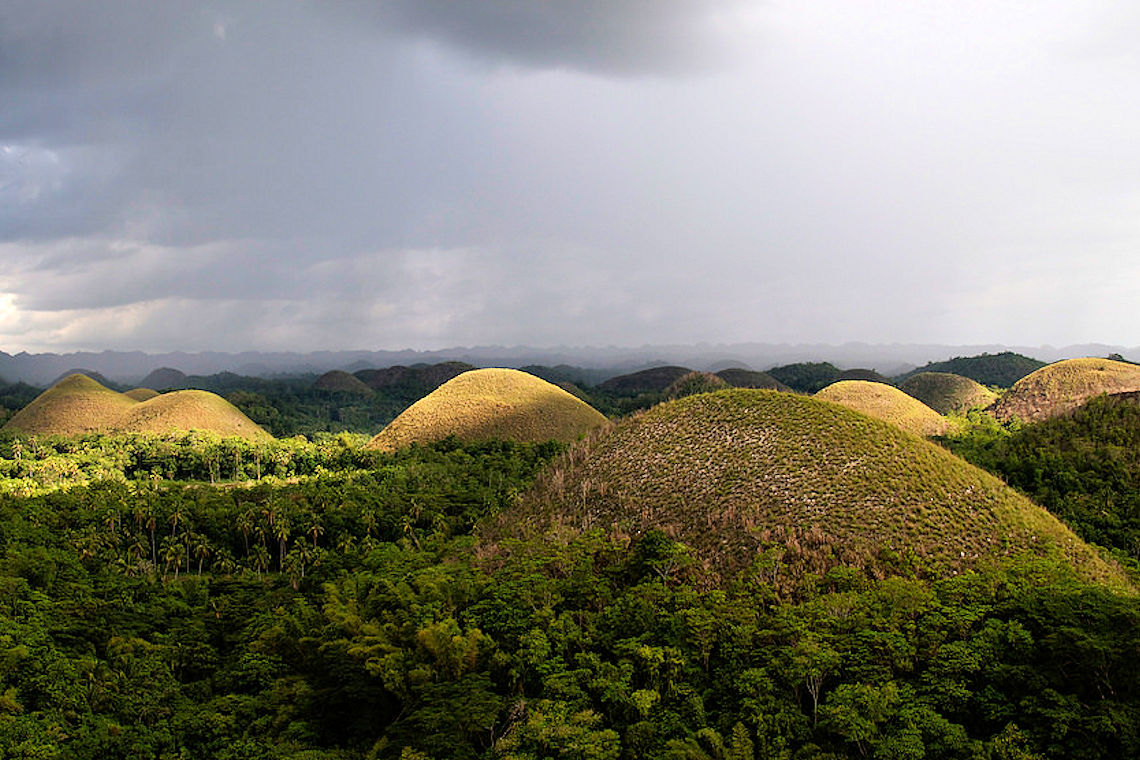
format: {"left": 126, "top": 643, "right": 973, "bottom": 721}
{"left": 500, "top": 390, "right": 1126, "bottom": 588}
{"left": 314, "top": 370, "right": 374, "bottom": 395}
{"left": 366, "top": 368, "right": 609, "bottom": 452}
{"left": 123, "top": 388, "right": 160, "bottom": 402}
{"left": 115, "top": 390, "right": 271, "bottom": 440}
{"left": 664, "top": 371, "right": 729, "bottom": 399}
{"left": 815, "top": 380, "right": 950, "bottom": 436}
{"left": 767, "top": 361, "right": 842, "bottom": 393}
{"left": 597, "top": 365, "right": 692, "bottom": 395}
{"left": 715, "top": 368, "right": 790, "bottom": 391}
{"left": 992, "top": 357, "right": 1140, "bottom": 422}
{"left": 897, "top": 351, "right": 1045, "bottom": 387}
{"left": 899, "top": 372, "right": 998, "bottom": 415}
{"left": 2, "top": 374, "right": 139, "bottom": 435}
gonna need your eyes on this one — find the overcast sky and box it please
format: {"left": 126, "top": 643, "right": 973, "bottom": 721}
{"left": 1, "top": 0, "right": 1138, "bottom": 353}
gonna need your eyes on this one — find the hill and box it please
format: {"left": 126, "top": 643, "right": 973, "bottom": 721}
{"left": 715, "top": 368, "right": 789, "bottom": 391}
{"left": 899, "top": 372, "right": 998, "bottom": 415}
{"left": 497, "top": 390, "right": 1125, "bottom": 588}
{"left": 766, "top": 362, "right": 842, "bottom": 393}
{"left": 2, "top": 373, "right": 140, "bottom": 436}
{"left": 815, "top": 380, "right": 950, "bottom": 436}
{"left": 139, "top": 367, "right": 187, "bottom": 390}
{"left": 354, "top": 361, "right": 474, "bottom": 395}
{"left": 123, "top": 388, "right": 160, "bottom": 402}
{"left": 836, "top": 368, "right": 894, "bottom": 384}
{"left": 991, "top": 357, "right": 1140, "bottom": 422}
{"left": 115, "top": 390, "right": 270, "bottom": 440}
{"left": 664, "top": 371, "right": 729, "bottom": 399}
{"left": 314, "top": 370, "right": 374, "bottom": 395}
{"left": 366, "top": 368, "right": 609, "bottom": 452}
{"left": 897, "top": 351, "right": 1045, "bottom": 387}
{"left": 596, "top": 365, "right": 692, "bottom": 395}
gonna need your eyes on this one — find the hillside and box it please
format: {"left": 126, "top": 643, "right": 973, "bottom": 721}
{"left": 2, "top": 374, "right": 269, "bottom": 440}
{"left": 899, "top": 372, "right": 998, "bottom": 414}
{"left": 596, "top": 365, "right": 692, "bottom": 395}
{"left": 663, "top": 371, "right": 729, "bottom": 399}
{"left": 140, "top": 366, "right": 188, "bottom": 390}
{"left": 897, "top": 351, "right": 1045, "bottom": 387}
{"left": 366, "top": 368, "right": 609, "bottom": 451}
{"left": 2, "top": 373, "right": 140, "bottom": 436}
{"left": 991, "top": 357, "right": 1140, "bottom": 422}
{"left": 815, "top": 380, "right": 950, "bottom": 436}
{"left": 766, "top": 361, "right": 842, "bottom": 393}
{"left": 314, "top": 370, "right": 374, "bottom": 395}
{"left": 715, "top": 368, "right": 789, "bottom": 391}
{"left": 354, "top": 361, "right": 473, "bottom": 394}
{"left": 115, "top": 390, "right": 271, "bottom": 440}
{"left": 497, "top": 390, "right": 1125, "bottom": 588}
{"left": 836, "top": 368, "right": 894, "bottom": 384}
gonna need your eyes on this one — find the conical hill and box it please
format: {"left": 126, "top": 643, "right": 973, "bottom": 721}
{"left": 992, "top": 357, "right": 1140, "bottom": 422}
{"left": 315, "top": 370, "right": 374, "bottom": 395}
{"left": 899, "top": 372, "right": 998, "bottom": 415}
{"left": 366, "top": 368, "right": 609, "bottom": 452}
{"left": 497, "top": 390, "right": 1126, "bottom": 589}
{"left": 2, "top": 374, "right": 139, "bottom": 436}
{"left": 816, "top": 380, "right": 950, "bottom": 436}
{"left": 115, "top": 390, "right": 271, "bottom": 440}
{"left": 1, "top": 374, "right": 269, "bottom": 440}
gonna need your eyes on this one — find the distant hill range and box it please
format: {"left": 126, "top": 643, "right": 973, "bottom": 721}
{"left": 894, "top": 351, "right": 1046, "bottom": 388}
{"left": 1, "top": 343, "right": 1132, "bottom": 387}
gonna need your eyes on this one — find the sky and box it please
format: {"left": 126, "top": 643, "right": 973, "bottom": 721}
{"left": 1, "top": 0, "right": 1139, "bottom": 354}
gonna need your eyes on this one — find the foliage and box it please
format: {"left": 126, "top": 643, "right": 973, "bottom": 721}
{"left": 895, "top": 352, "right": 1046, "bottom": 389}
{"left": 767, "top": 362, "right": 842, "bottom": 394}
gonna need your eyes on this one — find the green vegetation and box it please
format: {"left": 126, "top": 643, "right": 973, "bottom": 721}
{"left": 366, "top": 369, "right": 610, "bottom": 452}
{"left": 992, "top": 357, "right": 1140, "bottom": 422}
{"left": 314, "top": 370, "right": 374, "bottom": 395}
{"left": 715, "top": 368, "right": 789, "bottom": 391}
{"left": 767, "top": 362, "right": 842, "bottom": 393}
{"left": 945, "top": 393, "right": 1140, "bottom": 564}
{"left": 2, "top": 432, "right": 1138, "bottom": 758}
{"left": 896, "top": 352, "right": 1045, "bottom": 388}
{"left": 815, "top": 380, "right": 951, "bottom": 437}
{"left": 500, "top": 389, "right": 1124, "bottom": 589}
{"left": 597, "top": 365, "right": 692, "bottom": 395}
{"left": 899, "top": 372, "right": 998, "bottom": 415}
{"left": 664, "top": 371, "right": 729, "bottom": 399}
{"left": 836, "top": 368, "right": 893, "bottom": 384}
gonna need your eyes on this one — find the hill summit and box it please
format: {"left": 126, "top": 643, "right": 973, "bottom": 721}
{"left": 2, "top": 374, "right": 269, "bottom": 440}
{"left": 365, "top": 368, "right": 609, "bottom": 451}
{"left": 899, "top": 372, "right": 997, "bottom": 415}
{"left": 495, "top": 390, "right": 1124, "bottom": 589}
{"left": 992, "top": 357, "right": 1140, "bottom": 422}
{"left": 815, "top": 380, "right": 950, "bottom": 437}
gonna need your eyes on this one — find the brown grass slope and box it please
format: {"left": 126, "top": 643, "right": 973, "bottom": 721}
{"left": 899, "top": 372, "right": 998, "bottom": 415}
{"left": 815, "top": 380, "right": 950, "bottom": 437}
{"left": 497, "top": 390, "right": 1126, "bottom": 589}
{"left": 2, "top": 374, "right": 139, "bottom": 436}
{"left": 366, "top": 368, "right": 609, "bottom": 452}
{"left": 992, "top": 357, "right": 1140, "bottom": 422}
{"left": 114, "top": 390, "right": 271, "bottom": 440}
{"left": 124, "top": 388, "right": 160, "bottom": 402}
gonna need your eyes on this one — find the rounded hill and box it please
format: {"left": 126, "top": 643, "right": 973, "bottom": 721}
{"left": 114, "top": 391, "right": 270, "bottom": 440}
{"left": 597, "top": 366, "right": 692, "bottom": 395}
{"left": 715, "top": 368, "right": 789, "bottom": 391}
{"left": 140, "top": 367, "right": 187, "bottom": 390}
{"left": 815, "top": 380, "right": 950, "bottom": 437}
{"left": 899, "top": 372, "right": 998, "bottom": 415}
{"left": 664, "top": 371, "right": 728, "bottom": 399}
{"left": 992, "top": 357, "right": 1140, "bottom": 422}
{"left": 314, "top": 370, "right": 374, "bottom": 395}
{"left": 498, "top": 390, "right": 1125, "bottom": 588}
{"left": 365, "top": 368, "right": 609, "bottom": 452}
{"left": 3, "top": 374, "right": 140, "bottom": 436}
{"left": 124, "top": 388, "right": 160, "bottom": 402}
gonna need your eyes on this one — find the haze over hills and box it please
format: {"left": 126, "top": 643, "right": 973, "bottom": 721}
{"left": 1, "top": 343, "right": 1135, "bottom": 387}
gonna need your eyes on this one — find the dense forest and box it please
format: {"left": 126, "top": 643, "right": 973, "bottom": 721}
{"left": 0, "top": 428, "right": 1138, "bottom": 758}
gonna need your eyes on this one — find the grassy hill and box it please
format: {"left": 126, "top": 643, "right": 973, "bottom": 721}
{"left": 897, "top": 351, "right": 1045, "bottom": 387}
{"left": 992, "top": 357, "right": 1140, "bottom": 422}
{"left": 715, "top": 368, "right": 789, "bottom": 391}
{"left": 116, "top": 390, "right": 271, "bottom": 440}
{"left": 767, "top": 362, "right": 842, "bottom": 393}
{"left": 899, "top": 372, "right": 998, "bottom": 415}
{"left": 815, "top": 380, "right": 950, "bottom": 436}
{"left": 597, "top": 365, "right": 692, "bottom": 395}
{"left": 366, "top": 368, "right": 609, "bottom": 452}
{"left": 495, "top": 390, "right": 1126, "bottom": 589}
{"left": 123, "top": 388, "right": 160, "bottom": 402}
{"left": 2, "top": 374, "right": 269, "bottom": 440}
{"left": 836, "top": 368, "right": 894, "bottom": 384}
{"left": 140, "top": 367, "right": 188, "bottom": 390}
{"left": 664, "top": 371, "right": 729, "bottom": 399}
{"left": 314, "top": 370, "right": 374, "bottom": 395}
{"left": 3, "top": 374, "right": 140, "bottom": 436}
